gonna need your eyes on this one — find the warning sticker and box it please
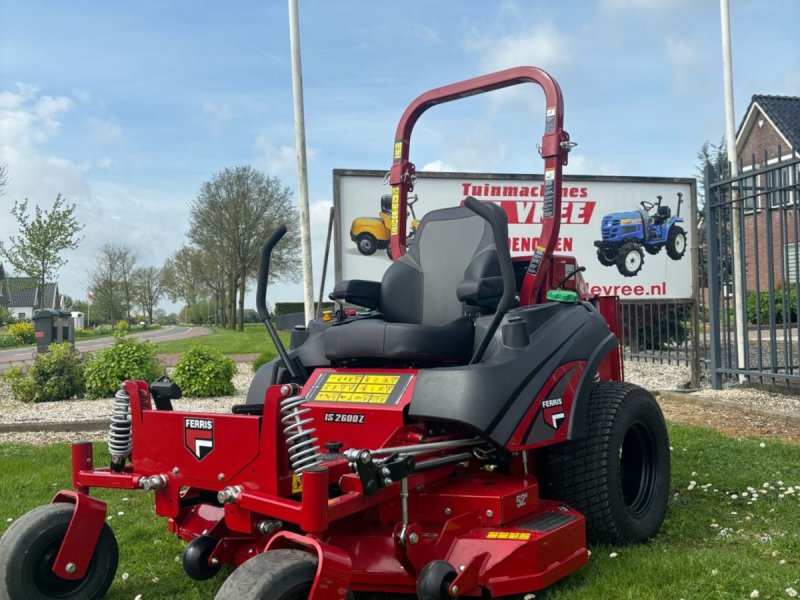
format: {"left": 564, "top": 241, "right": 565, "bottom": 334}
{"left": 308, "top": 372, "right": 412, "bottom": 405}
{"left": 391, "top": 188, "right": 400, "bottom": 235}
{"left": 393, "top": 140, "right": 403, "bottom": 161}
{"left": 291, "top": 474, "right": 303, "bottom": 494}
{"left": 486, "top": 531, "right": 531, "bottom": 540}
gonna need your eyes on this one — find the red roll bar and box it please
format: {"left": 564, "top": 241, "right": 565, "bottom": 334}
{"left": 388, "top": 66, "right": 572, "bottom": 305}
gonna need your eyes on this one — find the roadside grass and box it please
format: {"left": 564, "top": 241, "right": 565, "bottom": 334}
{"left": 152, "top": 323, "right": 290, "bottom": 356}
{"left": 0, "top": 423, "right": 797, "bottom": 599}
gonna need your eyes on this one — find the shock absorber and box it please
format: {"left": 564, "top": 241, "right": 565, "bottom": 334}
{"left": 108, "top": 384, "right": 132, "bottom": 472}
{"left": 280, "top": 395, "right": 322, "bottom": 474}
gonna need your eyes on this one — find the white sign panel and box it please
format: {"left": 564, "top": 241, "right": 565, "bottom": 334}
{"left": 334, "top": 171, "right": 695, "bottom": 300}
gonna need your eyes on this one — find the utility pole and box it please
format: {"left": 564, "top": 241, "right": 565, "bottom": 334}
{"left": 720, "top": 0, "right": 746, "bottom": 380}
{"left": 288, "top": 0, "right": 315, "bottom": 326}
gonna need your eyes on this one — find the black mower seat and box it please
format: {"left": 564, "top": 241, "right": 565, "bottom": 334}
{"left": 325, "top": 205, "right": 501, "bottom": 364}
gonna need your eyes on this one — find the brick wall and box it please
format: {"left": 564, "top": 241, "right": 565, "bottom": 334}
{"left": 738, "top": 105, "right": 798, "bottom": 291}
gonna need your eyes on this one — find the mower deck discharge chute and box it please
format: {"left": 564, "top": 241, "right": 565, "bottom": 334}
{"left": 0, "top": 67, "right": 671, "bottom": 600}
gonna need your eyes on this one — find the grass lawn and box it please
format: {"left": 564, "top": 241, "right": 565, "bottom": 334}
{"left": 152, "top": 323, "right": 290, "bottom": 356}
{"left": 1, "top": 423, "right": 798, "bottom": 599}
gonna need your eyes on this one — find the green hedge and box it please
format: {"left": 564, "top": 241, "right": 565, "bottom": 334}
{"left": 84, "top": 331, "right": 164, "bottom": 398}
{"left": 746, "top": 289, "right": 797, "bottom": 324}
{"left": 3, "top": 343, "right": 85, "bottom": 403}
{"left": 172, "top": 345, "right": 236, "bottom": 397}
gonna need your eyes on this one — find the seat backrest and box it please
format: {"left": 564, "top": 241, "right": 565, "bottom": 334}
{"left": 380, "top": 205, "right": 499, "bottom": 326}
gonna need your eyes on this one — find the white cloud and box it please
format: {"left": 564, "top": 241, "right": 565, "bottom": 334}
{"left": 254, "top": 134, "right": 317, "bottom": 181}
{"left": 471, "top": 22, "right": 573, "bottom": 74}
{"left": 95, "top": 157, "right": 113, "bottom": 168}
{"left": 566, "top": 153, "right": 624, "bottom": 176}
{"left": 0, "top": 84, "right": 73, "bottom": 147}
{"left": 421, "top": 159, "right": 458, "bottom": 172}
{"left": 85, "top": 117, "right": 122, "bottom": 142}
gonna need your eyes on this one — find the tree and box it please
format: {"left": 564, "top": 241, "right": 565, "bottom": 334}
{"left": 162, "top": 246, "right": 202, "bottom": 310}
{"left": 132, "top": 265, "right": 165, "bottom": 324}
{"left": 696, "top": 138, "right": 731, "bottom": 288}
{"left": 117, "top": 246, "right": 137, "bottom": 320}
{"left": 88, "top": 244, "right": 126, "bottom": 323}
{"left": 0, "top": 194, "right": 85, "bottom": 309}
{"left": 189, "top": 166, "right": 301, "bottom": 331}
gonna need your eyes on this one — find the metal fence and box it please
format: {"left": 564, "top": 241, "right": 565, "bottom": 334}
{"left": 705, "top": 148, "right": 800, "bottom": 388}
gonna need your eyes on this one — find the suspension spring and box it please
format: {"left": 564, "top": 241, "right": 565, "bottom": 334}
{"left": 280, "top": 395, "right": 322, "bottom": 474}
{"left": 108, "top": 384, "right": 132, "bottom": 472}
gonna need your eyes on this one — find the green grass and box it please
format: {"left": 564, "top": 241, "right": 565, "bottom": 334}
{"left": 0, "top": 424, "right": 798, "bottom": 599}
{"left": 152, "top": 323, "right": 290, "bottom": 356}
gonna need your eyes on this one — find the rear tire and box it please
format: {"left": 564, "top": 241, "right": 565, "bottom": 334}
{"left": 665, "top": 226, "right": 686, "bottom": 260}
{"left": 214, "top": 549, "right": 355, "bottom": 600}
{"left": 356, "top": 233, "right": 378, "bottom": 256}
{"left": 0, "top": 503, "right": 118, "bottom": 600}
{"left": 541, "top": 381, "right": 670, "bottom": 545}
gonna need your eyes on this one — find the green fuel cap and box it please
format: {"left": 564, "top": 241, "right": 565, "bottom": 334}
{"left": 546, "top": 289, "right": 579, "bottom": 304}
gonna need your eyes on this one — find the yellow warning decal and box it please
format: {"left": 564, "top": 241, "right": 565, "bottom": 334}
{"left": 393, "top": 141, "right": 403, "bottom": 160}
{"left": 391, "top": 188, "right": 400, "bottom": 235}
{"left": 486, "top": 531, "right": 531, "bottom": 540}
{"left": 291, "top": 474, "right": 303, "bottom": 494}
{"left": 310, "top": 373, "right": 410, "bottom": 405}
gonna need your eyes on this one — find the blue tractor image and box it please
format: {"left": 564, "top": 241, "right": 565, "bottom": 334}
{"left": 593, "top": 193, "right": 686, "bottom": 277}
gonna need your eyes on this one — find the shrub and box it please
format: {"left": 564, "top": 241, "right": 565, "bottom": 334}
{"left": 115, "top": 319, "right": 129, "bottom": 332}
{"left": 84, "top": 331, "right": 164, "bottom": 398}
{"left": 93, "top": 324, "right": 114, "bottom": 335}
{"left": 8, "top": 322, "right": 35, "bottom": 344}
{"left": 252, "top": 350, "right": 277, "bottom": 373}
{"left": 0, "top": 328, "right": 18, "bottom": 348}
{"left": 747, "top": 289, "right": 797, "bottom": 325}
{"left": 3, "top": 343, "right": 85, "bottom": 403}
{"left": 75, "top": 328, "right": 93, "bottom": 339}
{"left": 173, "top": 345, "right": 236, "bottom": 397}
{"left": 0, "top": 306, "right": 17, "bottom": 326}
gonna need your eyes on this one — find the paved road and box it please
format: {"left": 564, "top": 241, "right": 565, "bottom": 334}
{"left": 0, "top": 326, "right": 210, "bottom": 371}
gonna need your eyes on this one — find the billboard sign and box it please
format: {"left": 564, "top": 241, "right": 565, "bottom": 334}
{"left": 333, "top": 170, "right": 696, "bottom": 300}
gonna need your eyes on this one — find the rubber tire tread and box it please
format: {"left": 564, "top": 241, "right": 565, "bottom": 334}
{"left": 215, "top": 549, "right": 317, "bottom": 600}
{"left": 615, "top": 242, "right": 644, "bottom": 277}
{"left": 666, "top": 226, "right": 686, "bottom": 260}
{"left": 0, "top": 502, "right": 118, "bottom": 600}
{"left": 541, "top": 381, "right": 670, "bottom": 545}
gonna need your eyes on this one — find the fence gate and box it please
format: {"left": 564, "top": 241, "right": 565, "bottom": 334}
{"left": 705, "top": 149, "right": 800, "bottom": 388}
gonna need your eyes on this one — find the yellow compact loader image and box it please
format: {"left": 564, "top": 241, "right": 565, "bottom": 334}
{"left": 350, "top": 193, "right": 419, "bottom": 257}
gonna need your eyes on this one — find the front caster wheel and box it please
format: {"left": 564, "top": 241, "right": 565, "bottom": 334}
{"left": 183, "top": 535, "right": 221, "bottom": 580}
{"left": 417, "top": 560, "right": 457, "bottom": 600}
{"left": 0, "top": 503, "right": 118, "bottom": 600}
{"left": 215, "top": 549, "right": 355, "bottom": 600}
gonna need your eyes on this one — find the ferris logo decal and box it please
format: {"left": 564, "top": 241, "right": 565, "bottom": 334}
{"left": 542, "top": 398, "right": 566, "bottom": 430}
{"left": 184, "top": 418, "right": 214, "bottom": 461}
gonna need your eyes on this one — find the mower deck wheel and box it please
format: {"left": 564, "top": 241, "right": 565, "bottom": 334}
{"left": 541, "top": 381, "right": 670, "bottom": 545}
{"left": 417, "top": 560, "right": 458, "bottom": 600}
{"left": 182, "top": 535, "right": 221, "bottom": 580}
{"left": 0, "top": 502, "right": 118, "bottom": 600}
{"left": 214, "top": 549, "right": 355, "bottom": 600}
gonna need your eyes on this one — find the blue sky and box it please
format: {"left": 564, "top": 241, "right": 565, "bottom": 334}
{"left": 1, "top": 0, "right": 798, "bottom": 309}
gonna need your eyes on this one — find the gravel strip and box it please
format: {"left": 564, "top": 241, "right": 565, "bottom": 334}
{"left": 624, "top": 361, "right": 692, "bottom": 391}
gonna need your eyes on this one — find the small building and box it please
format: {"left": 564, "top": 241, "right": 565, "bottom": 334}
{"left": 5, "top": 277, "right": 61, "bottom": 320}
{"left": 736, "top": 94, "right": 800, "bottom": 291}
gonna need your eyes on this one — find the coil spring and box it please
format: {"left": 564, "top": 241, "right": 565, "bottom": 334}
{"left": 280, "top": 395, "right": 322, "bottom": 474}
{"left": 108, "top": 385, "right": 132, "bottom": 460}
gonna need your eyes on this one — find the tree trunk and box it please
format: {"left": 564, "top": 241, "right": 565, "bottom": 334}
{"left": 228, "top": 275, "right": 237, "bottom": 330}
{"left": 238, "top": 269, "right": 246, "bottom": 332}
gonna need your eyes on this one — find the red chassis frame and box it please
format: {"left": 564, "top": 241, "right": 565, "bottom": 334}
{"left": 48, "top": 68, "right": 618, "bottom": 599}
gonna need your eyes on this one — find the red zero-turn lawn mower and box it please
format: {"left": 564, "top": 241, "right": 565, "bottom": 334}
{"left": 0, "top": 66, "right": 671, "bottom": 600}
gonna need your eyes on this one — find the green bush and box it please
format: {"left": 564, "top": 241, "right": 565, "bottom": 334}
{"left": 0, "top": 306, "right": 17, "bottom": 326}
{"left": 74, "top": 328, "right": 93, "bottom": 339}
{"left": 115, "top": 319, "right": 129, "bottom": 332}
{"left": 252, "top": 350, "right": 277, "bottom": 372}
{"left": 746, "top": 288, "right": 797, "bottom": 325}
{"left": 8, "top": 322, "right": 35, "bottom": 344}
{"left": 93, "top": 324, "right": 114, "bottom": 335}
{"left": 0, "top": 328, "right": 18, "bottom": 348}
{"left": 173, "top": 345, "right": 236, "bottom": 397}
{"left": 3, "top": 343, "right": 85, "bottom": 403}
{"left": 84, "top": 331, "right": 164, "bottom": 398}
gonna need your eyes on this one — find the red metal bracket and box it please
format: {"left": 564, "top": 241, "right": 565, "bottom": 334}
{"left": 50, "top": 490, "right": 107, "bottom": 580}
{"left": 266, "top": 530, "right": 352, "bottom": 600}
